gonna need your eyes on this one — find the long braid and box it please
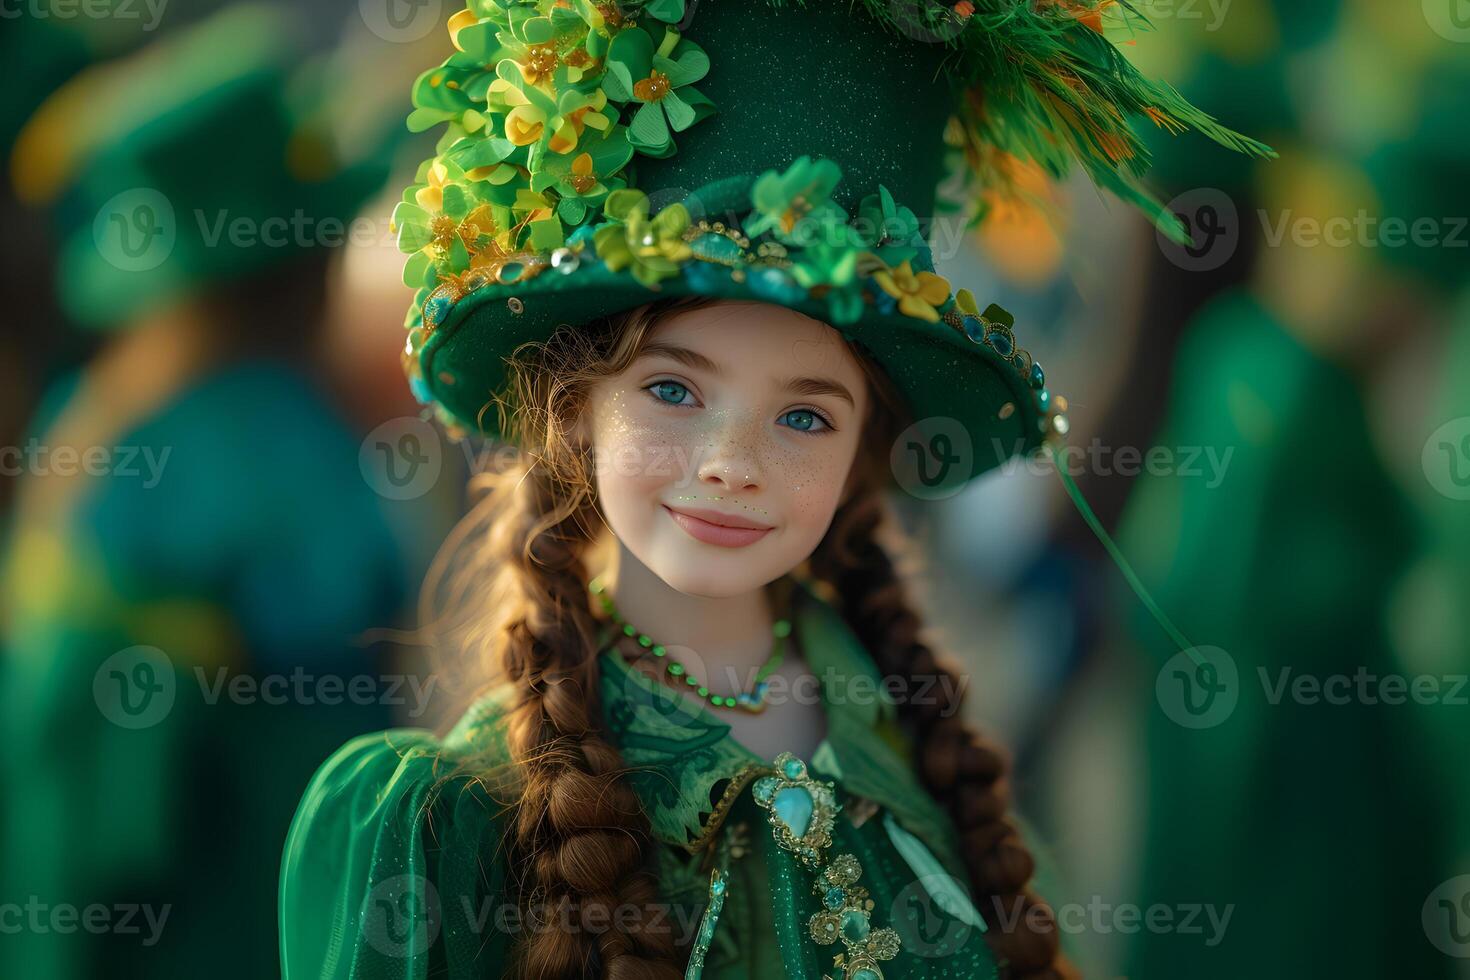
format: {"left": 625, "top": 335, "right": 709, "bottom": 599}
{"left": 808, "top": 482, "right": 1077, "bottom": 979}
{"left": 427, "top": 291, "right": 1072, "bottom": 978}
{"left": 492, "top": 459, "right": 683, "bottom": 978}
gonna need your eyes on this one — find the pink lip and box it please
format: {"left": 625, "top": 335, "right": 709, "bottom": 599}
{"left": 663, "top": 505, "right": 773, "bottom": 548}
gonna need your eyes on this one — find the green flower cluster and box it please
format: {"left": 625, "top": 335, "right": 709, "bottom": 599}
{"left": 394, "top": 0, "right": 716, "bottom": 325}
{"left": 585, "top": 154, "right": 959, "bottom": 326}
{"left": 591, "top": 188, "right": 692, "bottom": 287}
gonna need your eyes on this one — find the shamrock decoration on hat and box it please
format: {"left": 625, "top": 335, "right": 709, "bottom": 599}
{"left": 392, "top": 0, "right": 1271, "bottom": 491}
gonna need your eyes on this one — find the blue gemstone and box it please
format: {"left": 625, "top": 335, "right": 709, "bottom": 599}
{"left": 711, "top": 875, "right": 727, "bottom": 896}
{"left": 748, "top": 267, "right": 806, "bottom": 305}
{"left": 753, "top": 777, "right": 777, "bottom": 803}
{"left": 782, "top": 757, "right": 805, "bottom": 779}
{"left": 425, "top": 295, "right": 453, "bottom": 326}
{"left": 688, "top": 231, "right": 744, "bottom": 265}
{"left": 1029, "top": 361, "right": 1045, "bottom": 390}
{"left": 1038, "top": 389, "right": 1051, "bottom": 411}
{"left": 772, "top": 786, "right": 814, "bottom": 838}
{"left": 962, "top": 314, "right": 986, "bottom": 342}
{"left": 825, "top": 886, "right": 845, "bottom": 909}
{"left": 986, "top": 330, "right": 1014, "bottom": 357}
{"left": 841, "top": 909, "right": 870, "bottom": 942}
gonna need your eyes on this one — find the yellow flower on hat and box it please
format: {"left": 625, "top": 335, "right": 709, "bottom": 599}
{"left": 549, "top": 90, "right": 611, "bottom": 154}
{"left": 490, "top": 64, "right": 612, "bottom": 154}
{"left": 872, "top": 260, "right": 952, "bottom": 322}
{"left": 414, "top": 160, "right": 452, "bottom": 214}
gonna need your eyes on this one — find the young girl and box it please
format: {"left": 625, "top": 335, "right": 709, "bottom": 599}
{"left": 280, "top": 1, "right": 1265, "bottom": 977}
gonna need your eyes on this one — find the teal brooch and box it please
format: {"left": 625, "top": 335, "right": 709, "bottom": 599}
{"left": 752, "top": 752, "right": 840, "bottom": 869}
{"left": 753, "top": 753, "right": 907, "bottom": 980}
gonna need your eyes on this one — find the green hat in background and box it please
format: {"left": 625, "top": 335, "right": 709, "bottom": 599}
{"left": 12, "top": 3, "right": 397, "bottom": 331}
{"left": 391, "top": 0, "right": 1271, "bottom": 490}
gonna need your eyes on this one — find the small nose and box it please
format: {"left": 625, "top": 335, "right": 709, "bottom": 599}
{"left": 694, "top": 410, "right": 765, "bottom": 492}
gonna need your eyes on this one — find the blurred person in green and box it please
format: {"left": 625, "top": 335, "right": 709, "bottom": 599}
{"left": 1367, "top": 28, "right": 1470, "bottom": 965}
{"left": 1405, "top": 285, "right": 1470, "bottom": 963}
{"left": 1410, "top": 286, "right": 1470, "bottom": 962}
{"left": 1, "top": 17, "right": 97, "bottom": 513}
{"left": 0, "top": 5, "right": 426, "bottom": 978}
{"left": 1114, "top": 3, "right": 1464, "bottom": 976}
{"left": 0, "top": 0, "right": 300, "bottom": 506}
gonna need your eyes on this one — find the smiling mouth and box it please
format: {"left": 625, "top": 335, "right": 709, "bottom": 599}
{"left": 663, "top": 505, "right": 774, "bottom": 548}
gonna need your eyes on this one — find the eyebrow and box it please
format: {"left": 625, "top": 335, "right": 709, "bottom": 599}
{"left": 639, "top": 342, "right": 856, "bottom": 409}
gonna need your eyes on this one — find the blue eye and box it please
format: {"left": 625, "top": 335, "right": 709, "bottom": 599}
{"left": 647, "top": 380, "right": 693, "bottom": 406}
{"left": 779, "top": 409, "right": 834, "bottom": 434}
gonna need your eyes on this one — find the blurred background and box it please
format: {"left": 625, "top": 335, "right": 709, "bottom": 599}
{"left": 0, "top": 0, "right": 1465, "bottom": 977}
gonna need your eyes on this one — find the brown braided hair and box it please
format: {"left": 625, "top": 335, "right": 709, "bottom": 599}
{"left": 420, "top": 293, "right": 1074, "bottom": 978}
{"left": 806, "top": 453, "right": 1079, "bottom": 979}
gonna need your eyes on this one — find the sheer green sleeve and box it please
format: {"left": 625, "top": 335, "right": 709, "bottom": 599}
{"left": 279, "top": 727, "right": 515, "bottom": 980}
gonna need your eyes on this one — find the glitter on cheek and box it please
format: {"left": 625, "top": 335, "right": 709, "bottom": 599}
{"left": 591, "top": 384, "right": 703, "bottom": 493}
{"left": 764, "top": 426, "right": 858, "bottom": 534}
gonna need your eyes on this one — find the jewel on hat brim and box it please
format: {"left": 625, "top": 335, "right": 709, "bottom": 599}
{"left": 550, "top": 246, "right": 581, "bottom": 274}
{"left": 985, "top": 326, "right": 1015, "bottom": 358}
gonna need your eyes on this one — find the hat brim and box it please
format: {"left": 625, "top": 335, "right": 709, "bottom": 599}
{"left": 418, "top": 247, "right": 1050, "bottom": 493}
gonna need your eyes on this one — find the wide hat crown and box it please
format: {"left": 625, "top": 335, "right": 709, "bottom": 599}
{"left": 622, "top": 0, "right": 955, "bottom": 222}
{"left": 393, "top": 0, "right": 1269, "bottom": 490}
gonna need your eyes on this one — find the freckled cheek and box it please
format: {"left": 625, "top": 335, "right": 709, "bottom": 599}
{"left": 591, "top": 398, "right": 698, "bottom": 493}
{"left": 767, "top": 436, "right": 856, "bottom": 525}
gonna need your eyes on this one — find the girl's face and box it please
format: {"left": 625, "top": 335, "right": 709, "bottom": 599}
{"left": 581, "top": 300, "right": 870, "bottom": 598}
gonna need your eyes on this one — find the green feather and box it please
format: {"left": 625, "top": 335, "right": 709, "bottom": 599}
{"left": 758, "top": 0, "right": 1274, "bottom": 237}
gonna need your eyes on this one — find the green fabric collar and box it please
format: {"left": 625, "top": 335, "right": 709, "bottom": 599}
{"left": 597, "top": 576, "right": 967, "bottom": 880}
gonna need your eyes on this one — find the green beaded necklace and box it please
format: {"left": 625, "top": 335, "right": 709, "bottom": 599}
{"left": 588, "top": 574, "right": 793, "bottom": 712}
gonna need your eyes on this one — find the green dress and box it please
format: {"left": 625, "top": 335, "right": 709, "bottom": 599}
{"left": 280, "top": 577, "right": 998, "bottom": 979}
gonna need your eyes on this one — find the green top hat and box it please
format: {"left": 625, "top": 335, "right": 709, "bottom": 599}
{"left": 393, "top": 0, "right": 1270, "bottom": 489}
{"left": 13, "top": 4, "right": 396, "bottom": 331}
